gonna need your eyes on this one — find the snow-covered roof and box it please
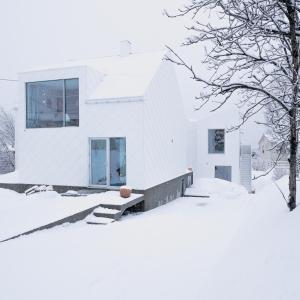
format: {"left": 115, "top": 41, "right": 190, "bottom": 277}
{"left": 21, "top": 50, "right": 166, "bottom": 100}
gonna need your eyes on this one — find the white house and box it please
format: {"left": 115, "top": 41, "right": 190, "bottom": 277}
{"left": 258, "top": 133, "right": 280, "bottom": 168}
{"left": 2, "top": 41, "right": 252, "bottom": 212}
{"left": 15, "top": 42, "right": 191, "bottom": 210}
{"left": 256, "top": 132, "right": 289, "bottom": 170}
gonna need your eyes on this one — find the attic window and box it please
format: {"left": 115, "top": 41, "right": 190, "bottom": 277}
{"left": 26, "top": 78, "right": 79, "bottom": 128}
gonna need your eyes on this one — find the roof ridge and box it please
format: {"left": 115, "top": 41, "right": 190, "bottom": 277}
{"left": 67, "top": 49, "right": 166, "bottom": 64}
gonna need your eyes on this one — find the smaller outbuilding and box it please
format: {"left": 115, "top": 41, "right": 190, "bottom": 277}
{"left": 187, "top": 108, "right": 252, "bottom": 192}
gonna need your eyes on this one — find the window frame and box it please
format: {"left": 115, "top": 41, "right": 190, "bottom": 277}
{"left": 25, "top": 78, "right": 79, "bottom": 129}
{"left": 208, "top": 128, "right": 225, "bottom": 154}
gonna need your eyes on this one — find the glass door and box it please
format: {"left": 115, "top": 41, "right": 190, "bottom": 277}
{"left": 110, "top": 138, "right": 126, "bottom": 186}
{"left": 90, "top": 139, "right": 108, "bottom": 186}
{"left": 89, "top": 137, "right": 126, "bottom": 187}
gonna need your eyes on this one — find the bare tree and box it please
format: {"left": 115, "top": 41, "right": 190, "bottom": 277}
{"left": 0, "top": 106, "right": 15, "bottom": 170}
{"left": 166, "top": 0, "right": 300, "bottom": 210}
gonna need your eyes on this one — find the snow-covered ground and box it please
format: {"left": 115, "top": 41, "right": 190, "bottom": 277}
{"left": 0, "top": 176, "right": 299, "bottom": 300}
{"left": 0, "top": 189, "right": 142, "bottom": 241}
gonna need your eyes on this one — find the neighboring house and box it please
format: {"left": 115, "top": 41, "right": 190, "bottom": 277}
{"left": 9, "top": 41, "right": 252, "bottom": 211}
{"left": 187, "top": 108, "right": 252, "bottom": 192}
{"left": 257, "top": 132, "right": 288, "bottom": 171}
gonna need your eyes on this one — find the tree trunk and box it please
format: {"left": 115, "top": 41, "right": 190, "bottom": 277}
{"left": 286, "top": 1, "right": 299, "bottom": 211}
{"left": 288, "top": 108, "right": 297, "bottom": 211}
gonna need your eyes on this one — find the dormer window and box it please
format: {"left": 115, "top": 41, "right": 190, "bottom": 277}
{"left": 26, "top": 78, "right": 79, "bottom": 128}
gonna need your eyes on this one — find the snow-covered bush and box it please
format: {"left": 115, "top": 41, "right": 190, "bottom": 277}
{"left": 0, "top": 106, "right": 15, "bottom": 173}
{"left": 252, "top": 157, "right": 266, "bottom": 171}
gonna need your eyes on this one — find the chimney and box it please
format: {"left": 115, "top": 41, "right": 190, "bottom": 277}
{"left": 120, "top": 40, "right": 132, "bottom": 57}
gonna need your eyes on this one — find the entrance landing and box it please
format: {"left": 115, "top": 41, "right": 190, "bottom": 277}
{"left": 85, "top": 191, "right": 144, "bottom": 224}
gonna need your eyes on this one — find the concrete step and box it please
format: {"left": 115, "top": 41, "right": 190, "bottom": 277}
{"left": 85, "top": 215, "right": 115, "bottom": 225}
{"left": 85, "top": 193, "right": 144, "bottom": 225}
{"left": 77, "top": 189, "right": 107, "bottom": 195}
{"left": 93, "top": 207, "right": 122, "bottom": 220}
{"left": 98, "top": 203, "right": 124, "bottom": 211}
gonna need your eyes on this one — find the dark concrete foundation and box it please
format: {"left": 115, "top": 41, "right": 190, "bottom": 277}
{"left": 135, "top": 172, "right": 193, "bottom": 211}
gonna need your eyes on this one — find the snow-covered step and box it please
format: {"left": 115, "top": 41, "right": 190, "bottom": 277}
{"left": 93, "top": 207, "right": 120, "bottom": 214}
{"left": 85, "top": 215, "right": 115, "bottom": 225}
{"left": 93, "top": 206, "right": 122, "bottom": 220}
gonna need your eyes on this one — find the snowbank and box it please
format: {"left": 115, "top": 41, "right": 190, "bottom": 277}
{"left": 186, "top": 177, "right": 248, "bottom": 199}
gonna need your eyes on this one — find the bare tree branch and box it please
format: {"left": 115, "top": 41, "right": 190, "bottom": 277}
{"left": 166, "top": 0, "right": 300, "bottom": 210}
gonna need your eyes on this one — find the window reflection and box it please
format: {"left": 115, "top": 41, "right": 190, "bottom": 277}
{"left": 26, "top": 79, "right": 79, "bottom": 128}
{"left": 110, "top": 138, "right": 126, "bottom": 186}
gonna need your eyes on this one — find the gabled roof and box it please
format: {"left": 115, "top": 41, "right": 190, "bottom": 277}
{"left": 258, "top": 132, "right": 277, "bottom": 145}
{"left": 21, "top": 50, "right": 166, "bottom": 100}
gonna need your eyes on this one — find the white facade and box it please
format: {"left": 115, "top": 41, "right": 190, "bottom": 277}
{"left": 16, "top": 51, "right": 188, "bottom": 190}
{"left": 143, "top": 62, "right": 187, "bottom": 188}
{"left": 187, "top": 109, "right": 242, "bottom": 185}
{"left": 15, "top": 48, "right": 252, "bottom": 192}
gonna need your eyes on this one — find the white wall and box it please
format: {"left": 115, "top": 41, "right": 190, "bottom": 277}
{"left": 143, "top": 61, "right": 187, "bottom": 188}
{"left": 16, "top": 60, "right": 189, "bottom": 189}
{"left": 195, "top": 109, "right": 241, "bottom": 184}
{"left": 186, "top": 120, "right": 197, "bottom": 171}
{"left": 17, "top": 66, "right": 145, "bottom": 189}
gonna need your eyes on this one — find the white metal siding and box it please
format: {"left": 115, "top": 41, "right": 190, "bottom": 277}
{"left": 195, "top": 109, "right": 241, "bottom": 183}
{"left": 17, "top": 67, "right": 145, "bottom": 189}
{"left": 186, "top": 120, "right": 197, "bottom": 171}
{"left": 143, "top": 62, "right": 187, "bottom": 188}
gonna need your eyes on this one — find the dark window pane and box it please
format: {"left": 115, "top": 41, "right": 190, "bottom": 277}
{"left": 208, "top": 129, "right": 225, "bottom": 153}
{"left": 26, "top": 80, "right": 64, "bottom": 128}
{"left": 110, "top": 138, "right": 126, "bottom": 186}
{"left": 65, "top": 79, "right": 79, "bottom": 126}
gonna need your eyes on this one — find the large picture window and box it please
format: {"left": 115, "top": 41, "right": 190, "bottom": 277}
{"left": 26, "top": 78, "right": 79, "bottom": 128}
{"left": 208, "top": 129, "right": 225, "bottom": 153}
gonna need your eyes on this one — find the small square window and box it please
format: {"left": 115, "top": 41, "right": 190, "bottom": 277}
{"left": 208, "top": 129, "right": 225, "bottom": 153}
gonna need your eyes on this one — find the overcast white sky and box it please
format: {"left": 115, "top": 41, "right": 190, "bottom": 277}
{"left": 0, "top": 0, "right": 264, "bottom": 146}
